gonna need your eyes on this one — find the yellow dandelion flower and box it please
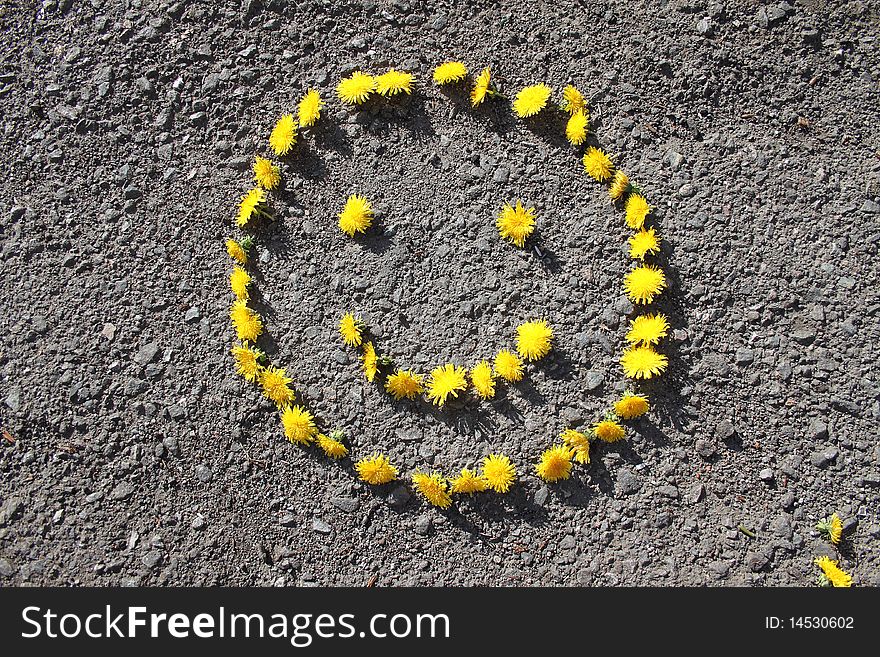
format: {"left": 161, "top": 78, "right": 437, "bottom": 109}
{"left": 450, "top": 468, "right": 488, "bottom": 494}
{"left": 338, "top": 193, "right": 374, "bottom": 237}
{"left": 280, "top": 404, "right": 316, "bottom": 445}
{"left": 626, "top": 313, "right": 669, "bottom": 346}
{"left": 613, "top": 393, "right": 650, "bottom": 420}
{"left": 269, "top": 114, "right": 297, "bottom": 156}
{"left": 481, "top": 454, "right": 516, "bottom": 493}
{"left": 253, "top": 156, "right": 281, "bottom": 190}
{"left": 582, "top": 146, "right": 614, "bottom": 182}
{"left": 298, "top": 89, "right": 323, "bottom": 128}
{"left": 426, "top": 363, "right": 468, "bottom": 407}
{"left": 817, "top": 513, "right": 844, "bottom": 545}
{"left": 829, "top": 515, "right": 844, "bottom": 545}
{"left": 561, "top": 429, "right": 591, "bottom": 464}
{"left": 231, "top": 342, "right": 264, "bottom": 382}
{"left": 815, "top": 556, "right": 852, "bottom": 587}
{"left": 494, "top": 349, "right": 524, "bottom": 383}
{"left": 229, "top": 266, "right": 251, "bottom": 300}
{"left": 561, "top": 84, "right": 585, "bottom": 114}
{"left": 566, "top": 110, "right": 589, "bottom": 146}
{"left": 375, "top": 69, "right": 413, "bottom": 96}
{"left": 625, "top": 193, "right": 652, "bottom": 230}
{"left": 471, "top": 67, "right": 492, "bottom": 106}
{"left": 236, "top": 187, "right": 268, "bottom": 227}
{"left": 536, "top": 445, "right": 574, "bottom": 483}
{"left": 513, "top": 83, "right": 551, "bottom": 118}
{"left": 496, "top": 199, "right": 536, "bottom": 248}
{"left": 361, "top": 341, "right": 379, "bottom": 382}
{"left": 624, "top": 265, "right": 667, "bottom": 304}
{"left": 412, "top": 471, "right": 452, "bottom": 509}
{"left": 385, "top": 369, "right": 423, "bottom": 400}
{"left": 594, "top": 419, "right": 625, "bottom": 443}
{"left": 433, "top": 61, "right": 468, "bottom": 85}
{"left": 225, "top": 237, "right": 251, "bottom": 265}
{"left": 259, "top": 365, "right": 295, "bottom": 407}
{"left": 609, "top": 170, "right": 631, "bottom": 201}
{"left": 620, "top": 344, "right": 668, "bottom": 379}
{"left": 356, "top": 453, "right": 398, "bottom": 485}
{"left": 337, "top": 71, "right": 375, "bottom": 105}
{"left": 629, "top": 227, "right": 661, "bottom": 260}
{"left": 516, "top": 319, "right": 553, "bottom": 361}
{"left": 339, "top": 312, "right": 364, "bottom": 348}
{"left": 470, "top": 360, "right": 496, "bottom": 399}
{"left": 317, "top": 430, "right": 348, "bottom": 459}
{"left": 229, "top": 299, "right": 262, "bottom": 342}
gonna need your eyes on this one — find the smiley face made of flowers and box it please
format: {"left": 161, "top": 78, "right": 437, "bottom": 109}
{"left": 224, "top": 62, "right": 671, "bottom": 511}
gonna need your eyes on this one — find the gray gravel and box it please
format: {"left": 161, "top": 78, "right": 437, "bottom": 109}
{"left": 1, "top": 1, "right": 879, "bottom": 586}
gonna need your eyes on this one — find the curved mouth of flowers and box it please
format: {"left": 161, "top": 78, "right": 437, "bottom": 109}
{"left": 225, "top": 62, "right": 676, "bottom": 512}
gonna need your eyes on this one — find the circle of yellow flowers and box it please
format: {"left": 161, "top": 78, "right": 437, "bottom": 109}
{"left": 225, "top": 62, "right": 671, "bottom": 511}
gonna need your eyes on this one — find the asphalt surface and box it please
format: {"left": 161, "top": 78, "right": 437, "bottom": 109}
{"left": 0, "top": 0, "right": 878, "bottom": 586}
